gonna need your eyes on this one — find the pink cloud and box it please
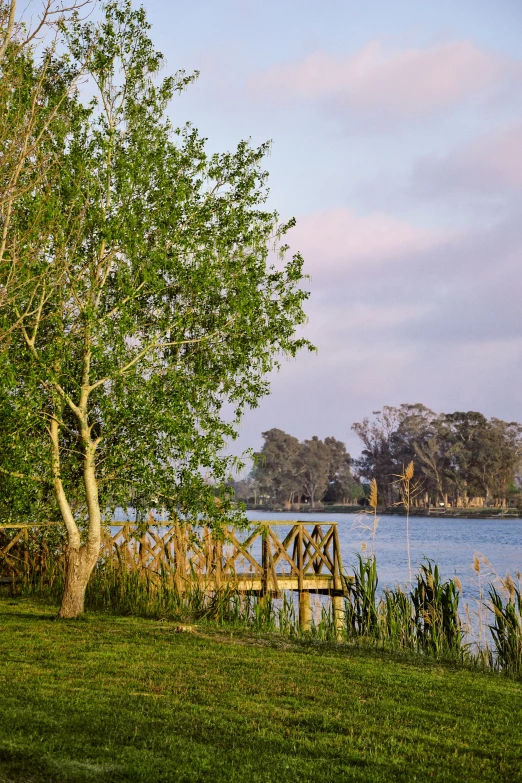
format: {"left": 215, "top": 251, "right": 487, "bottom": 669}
{"left": 412, "top": 120, "right": 522, "bottom": 196}
{"left": 290, "top": 207, "right": 452, "bottom": 280}
{"left": 250, "top": 40, "right": 522, "bottom": 121}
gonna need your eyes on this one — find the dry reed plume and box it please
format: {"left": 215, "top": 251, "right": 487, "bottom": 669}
{"left": 393, "top": 461, "right": 422, "bottom": 585}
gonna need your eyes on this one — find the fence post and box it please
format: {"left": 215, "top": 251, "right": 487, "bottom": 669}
{"left": 261, "top": 525, "right": 269, "bottom": 605}
{"left": 332, "top": 524, "right": 345, "bottom": 641}
{"left": 297, "top": 525, "right": 311, "bottom": 631}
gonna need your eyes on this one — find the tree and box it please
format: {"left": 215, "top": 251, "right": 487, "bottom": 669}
{"left": 251, "top": 429, "right": 302, "bottom": 505}
{"left": 251, "top": 431, "right": 359, "bottom": 507}
{"left": 297, "top": 436, "right": 330, "bottom": 508}
{"left": 352, "top": 406, "right": 407, "bottom": 506}
{"left": 352, "top": 404, "right": 522, "bottom": 509}
{"left": 0, "top": 1, "right": 311, "bottom": 617}
{"left": 0, "top": 1, "right": 92, "bottom": 329}
{"left": 0, "top": 0, "right": 88, "bottom": 61}
{"left": 441, "top": 413, "right": 522, "bottom": 507}
{"left": 323, "top": 436, "right": 357, "bottom": 504}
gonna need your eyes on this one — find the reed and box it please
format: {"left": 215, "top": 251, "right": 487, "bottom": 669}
{"left": 344, "top": 553, "right": 379, "bottom": 639}
{"left": 393, "top": 461, "right": 422, "bottom": 585}
{"left": 487, "top": 572, "right": 522, "bottom": 675}
{"left": 350, "top": 479, "right": 380, "bottom": 556}
{"left": 82, "top": 560, "right": 281, "bottom": 629}
{"left": 410, "top": 559, "right": 464, "bottom": 657}
{"left": 342, "top": 556, "right": 464, "bottom": 660}
{"left": 381, "top": 586, "right": 416, "bottom": 649}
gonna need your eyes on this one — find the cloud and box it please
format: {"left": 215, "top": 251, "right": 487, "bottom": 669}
{"left": 286, "top": 202, "right": 522, "bottom": 368}
{"left": 250, "top": 40, "right": 522, "bottom": 126}
{"left": 412, "top": 120, "right": 522, "bottom": 198}
{"left": 230, "top": 202, "right": 522, "bottom": 459}
{"left": 289, "top": 207, "right": 453, "bottom": 285}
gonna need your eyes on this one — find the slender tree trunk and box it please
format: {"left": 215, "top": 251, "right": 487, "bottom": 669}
{"left": 58, "top": 425, "right": 102, "bottom": 618}
{"left": 51, "top": 385, "right": 102, "bottom": 618}
{"left": 58, "top": 444, "right": 101, "bottom": 618}
{"left": 58, "top": 541, "right": 99, "bottom": 618}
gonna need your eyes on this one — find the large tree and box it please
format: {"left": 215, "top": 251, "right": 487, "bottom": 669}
{"left": 352, "top": 405, "right": 522, "bottom": 509}
{"left": 251, "top": 428, "right": 302, "bottom": 505}
{"left": 0, "top": 1, "right": 311, "bottom": 617}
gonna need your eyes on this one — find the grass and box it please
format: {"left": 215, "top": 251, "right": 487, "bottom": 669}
{"left": 1, "top": 597, "right": 521, "bottom": 782}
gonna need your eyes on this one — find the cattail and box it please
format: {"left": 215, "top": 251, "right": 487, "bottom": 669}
{"left": 503, "top": 572, "right": 515, "bottom": 601}
{"left": 369, "top": 478, "right": 378, "bottom": 510}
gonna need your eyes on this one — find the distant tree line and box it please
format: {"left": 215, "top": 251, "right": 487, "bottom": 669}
{"left": 352, "top": 404, "right": 522, "bottom": 509}
{"left": 232, "top": 405, "right": 522, "bottom": 510}
{"left": 232, "top": 429, "right": 362, "bottom": 509}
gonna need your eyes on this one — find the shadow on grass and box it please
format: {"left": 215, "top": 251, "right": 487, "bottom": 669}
{"left": 0, "top": 745, "right": 129, "bottom": 783}
{"left": 0, "top": 606, "right": 60, "bottom": 622}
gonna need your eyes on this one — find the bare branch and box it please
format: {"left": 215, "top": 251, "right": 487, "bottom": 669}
{"left": 0, "top": 0, "right": 17, "bottom": 61}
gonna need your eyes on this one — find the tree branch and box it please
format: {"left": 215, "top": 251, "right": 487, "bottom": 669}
{"left": 87, "top": 317, "right": 238, "bottom": 393}
{"left": 49, "top": 408, "right": 80, "bottom": 548}
{"left": 0, "top": 466, "right": 45, "bottom": 483}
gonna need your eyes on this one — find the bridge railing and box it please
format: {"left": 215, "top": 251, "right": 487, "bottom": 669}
{"left": 1, "top": 520, "right": 348, "bottom": 631}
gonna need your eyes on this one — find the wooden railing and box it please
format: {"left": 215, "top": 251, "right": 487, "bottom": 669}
{"left": 1, "top": 520, "right": 348, "bottom": 631}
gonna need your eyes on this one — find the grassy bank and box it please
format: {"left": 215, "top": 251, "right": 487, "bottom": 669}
{"left": 1, "top": 598, "right": 521, "bottom": 782}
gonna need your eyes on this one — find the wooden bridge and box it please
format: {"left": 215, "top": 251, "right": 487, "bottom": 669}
{"left": 1, "top": 520, "right": 349, "bottom": 632}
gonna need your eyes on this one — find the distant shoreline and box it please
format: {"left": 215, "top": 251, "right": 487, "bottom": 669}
{"left": 245, "top": 505, "right": 522, "bottom": 520}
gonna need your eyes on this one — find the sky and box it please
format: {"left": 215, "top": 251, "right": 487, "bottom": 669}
{"left": 132, "top": 2, "right": 522, "bottom": 460}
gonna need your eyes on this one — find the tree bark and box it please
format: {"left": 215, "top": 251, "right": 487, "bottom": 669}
{"left": 58, "top": 541, "right": 99, "bottom": 618}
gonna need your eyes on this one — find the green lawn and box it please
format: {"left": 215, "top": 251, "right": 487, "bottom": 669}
{"left": 0, "top": 598, "right": 521, "bottom": 782}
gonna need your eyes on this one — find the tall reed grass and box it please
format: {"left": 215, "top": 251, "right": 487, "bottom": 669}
{"left": 343, "top": 555, "right": 464, "bottom": 660}
{"left": 488, "top": 573, "right": 522, "bottom": 675}
{"left": 393, "top": 462, "right": 422, "bottom": 586}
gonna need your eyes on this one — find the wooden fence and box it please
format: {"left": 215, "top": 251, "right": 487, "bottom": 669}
{"left": 0, "top": 520, "right": 349, "bottom": 631}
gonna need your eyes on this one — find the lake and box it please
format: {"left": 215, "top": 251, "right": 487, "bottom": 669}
{"left": 112, "top": 506, "right": 521, "bottom": 601}
{"left": 246, "top": 510, "right": 522, "bottom": 600}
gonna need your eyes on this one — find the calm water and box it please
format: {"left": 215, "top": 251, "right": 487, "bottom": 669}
{"left": 112, "top": 507, "right": 521, "bottom": 599}
{"left": 246, "top": 511, "right": 522, "bottom": 599}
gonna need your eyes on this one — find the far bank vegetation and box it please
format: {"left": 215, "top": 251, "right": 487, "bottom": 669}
{"left": 237, "top": 404, "right": 522, "bottom": 511}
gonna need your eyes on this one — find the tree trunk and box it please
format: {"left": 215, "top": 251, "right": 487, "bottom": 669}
{"left": 58, "top": 542, "right": 99, "bottom": 619}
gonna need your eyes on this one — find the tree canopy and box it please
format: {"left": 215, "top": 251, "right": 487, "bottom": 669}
{"left": 249, "top": 429, "right": 359, "bottom": 508}
{"left": 0, "top": 0, "right": 312, "bottom": 616}
{"left": 352, "top": 404, "right": 522, "bottom": 508}
{"left": 241, "top": 405, "right": 522, "bottom": 511}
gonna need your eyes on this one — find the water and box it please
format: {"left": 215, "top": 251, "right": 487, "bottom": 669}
{"left": 111, "top": 505, "right": 521, "bottom": 600}
{"left": 246, "top": 511, "right": 522, "bottom": 600}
